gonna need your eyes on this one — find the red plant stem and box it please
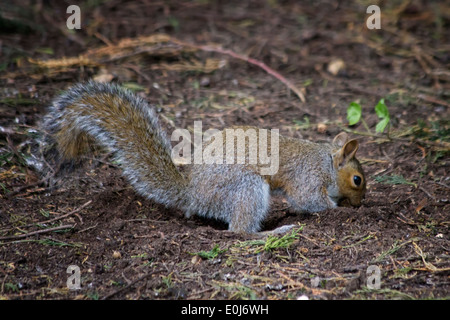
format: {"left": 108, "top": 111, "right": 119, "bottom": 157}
{"left": 178, "top": 40, "right": 306, "bottom": 102}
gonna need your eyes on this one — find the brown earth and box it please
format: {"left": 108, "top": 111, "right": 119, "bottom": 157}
{"left": 0, "top": 0, "right": 449, "bottom": 300}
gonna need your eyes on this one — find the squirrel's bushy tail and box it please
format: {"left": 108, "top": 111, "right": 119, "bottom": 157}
{"left": 43, "top": 81, "right": 187, "bottom": 207}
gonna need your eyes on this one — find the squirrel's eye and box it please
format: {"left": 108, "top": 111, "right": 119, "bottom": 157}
{"left": 353, "top": 175, "right": 362, "bottom": 186}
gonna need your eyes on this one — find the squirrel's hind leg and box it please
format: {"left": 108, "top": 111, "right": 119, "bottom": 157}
{"left": 227, "top": 179, "right": 270, "bottom": 234}
{"left": 187, "top": 164, "right": 270, "bottom": 234}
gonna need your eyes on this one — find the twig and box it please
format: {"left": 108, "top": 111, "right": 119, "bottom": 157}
{"left": 342, "top": 234, "right": 374, "bottom": 249}
{"left": 436, "top": 181, "right": 450, "bottom": 189}
{"left": 201, "top": 45, "right": 306, "bottom": 102}
{"left": 338, "top": 126, "right": 382, "bottom": 138}
{"left": 339, "top": 126, "right": 450, "bottom": 150}
{"left": 101, "top": 269, "right": 165, "bottom": 300}
{"left": 416, "top": 94, "right": 450, "bottom": 108}
{"left": 38, "top": 200, "right": 92, "bottom": 225}
{"left": 29, "top": 34, "right": 304, "bottom": 102}
{"left": 418, "top": 186, "right": 436, "bottom": 201}
{"left": 173, "top": 39, "right": 306, "bottom": 103}
{"left": 412, "top": 242, "right": 450, "bottom": 272}
{"left": 6, "top": 180, "right": 49, "bottom": 198}
{"left": 0, "top": 224, "right": 75, "bottom": 241}
{"left": 0, "top": 200, "right": 92, "bottom": 234}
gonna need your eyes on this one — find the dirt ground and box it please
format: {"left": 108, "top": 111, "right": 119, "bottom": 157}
{"left": 0, "top": 0, "right": 449, "bottom": 300}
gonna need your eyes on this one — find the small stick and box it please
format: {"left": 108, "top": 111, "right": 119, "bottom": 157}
{"left": 416, "top": 94, "right": 450, "bottom": 108}
{"left": 0, "top": 200, "right": 92, "bottom": 233}
{"left": 101, "top": 269, "right": 165, "bottom": 300}
{"left": 0, "top": 224, "right": 74, "bottom": 241}
{"left": 199, "top": 45, "right": 306, "bottom": 103}
{"left": 37, "top": 200, "right": 92, "bottom": 225}
{"left": 172, "top": 39, "right": 306, "bottom": 103}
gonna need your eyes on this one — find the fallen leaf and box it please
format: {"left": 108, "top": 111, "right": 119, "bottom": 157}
{"left": 327, "top": 58, "right": 345, "bottom": 75}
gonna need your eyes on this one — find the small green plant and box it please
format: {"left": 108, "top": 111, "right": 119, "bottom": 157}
{"left": 234, "top": 226, "right": 303, "bottom": 255}
{"left": 374, "top": 174, "right": 417, "bottom": 187}
{"left": 86, "top": 291, "right": 100, "bottom": 300}
{"left": 4, "top": 282, "right": 19, "bottom": 293}
{"left": 39, "top": 208, "right": 50, "bottom": 218}
{"left": 347, "top": 98, "right": 391, "bottom": 135}
{"left": 262, "top": 229, "right": 300, "bottom": 252}
{"left": 216, "top": 282, "right": 257, "bottom": 300}
{"left": 374, "top": 99, "right": 391, "bottom": 133}
{"left": 189, "top": 244, "right": 227, "bottom": 260}
{"left": 293, "top": 116, "right": 311, "bottom": 130}
{"left": 167, "top": 16, "right": 180, "bottom": 32}
{"left": 371, "top": 240, "right": 404, "bottom": 264}
{"left": 162, "top": 274, "right": 173, "bottom": 289}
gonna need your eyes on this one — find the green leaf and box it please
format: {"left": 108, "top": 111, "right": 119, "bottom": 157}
{"left": 375, "top": 117, "right": 390, "bottom": 133}
{"left": 374, "top": 99, "right": 390, "bottom": 133}
{"left": 375, "top": 99, "right": 389, "bottom": 118}
{"left": 347, "top": 102, "right": 362, "bottom": 125}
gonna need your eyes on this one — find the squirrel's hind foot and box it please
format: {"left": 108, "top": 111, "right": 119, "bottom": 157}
{"left": 255, "top": 224, "right": 297, "bottom": 238}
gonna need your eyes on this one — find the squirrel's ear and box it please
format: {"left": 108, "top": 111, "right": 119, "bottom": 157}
{"left": 333, "top": 139, "right": 359, "bottom": 168}
{"left": 332, "top": 132, "right": 348, "bottom": 147}
{"left": 343, "top": 139, "right": 359, "bottom": 159}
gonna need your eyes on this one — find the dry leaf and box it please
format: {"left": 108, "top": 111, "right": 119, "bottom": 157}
{"left": 327, "top": 58, "right": 345, "bottom": 75}
{"left": 93, "top": 70, "right": 115, "bottom": 83}
{"left": 317, "top": 122, "right": 328, "bottom": 133}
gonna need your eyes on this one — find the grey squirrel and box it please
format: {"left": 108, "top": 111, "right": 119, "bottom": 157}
{"left": 41, "top": 81, "right": 366, "bottom": 233}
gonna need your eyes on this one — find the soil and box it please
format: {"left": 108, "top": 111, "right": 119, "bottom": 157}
{"left": 0, "top": 0, "right": 449, "bottom": 300}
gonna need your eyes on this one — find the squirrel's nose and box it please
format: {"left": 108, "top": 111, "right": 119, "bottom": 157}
{"left": 350, "top": 197, "right": 363, "bottom": 207}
